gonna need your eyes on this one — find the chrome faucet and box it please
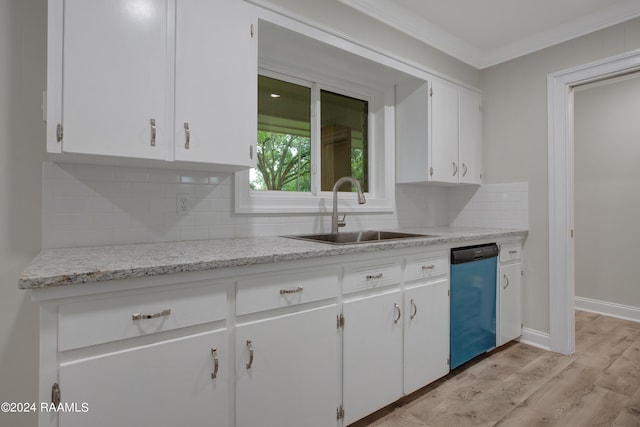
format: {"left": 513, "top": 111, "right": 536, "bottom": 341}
{"left": 331, "top": 176, "right": 366, "bottom": 234}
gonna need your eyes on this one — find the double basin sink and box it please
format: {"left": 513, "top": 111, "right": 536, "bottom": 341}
{"left": 285, "top": 230, "right": 435, "bottom": 245}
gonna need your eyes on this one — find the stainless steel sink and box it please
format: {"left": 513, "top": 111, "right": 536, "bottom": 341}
{"left": 284, "top": 230, "right": 435, "bottom": 245}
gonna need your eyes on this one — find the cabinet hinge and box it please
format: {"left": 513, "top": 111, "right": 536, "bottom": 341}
{"left": 429, "top": 167, "right": 434, "bottom": 177}
{"left": 250, "top": 24, "right": 254, "bottom": 38}
{"left": 429, "top": 87, "right": 433, "bottom": 97}
{"left": 249, "top": 144, "right": 253, "bottom": 160}
{"left": 337, "top": 405, "right": 345, "bottom": 420}
{"left": 56, "top": 123, "right": 63, "bottom": 143}
{"left": 447, "top": 356, "right": 450, "bottom": 367}
{"left": 51, "top": 382, "right": 61, "bottom": 406}
{"left": 337, "top": 314, "right": 345, "bottom": 329}
{"left": 448, "top": 289, "right": 450, "bottom": 297}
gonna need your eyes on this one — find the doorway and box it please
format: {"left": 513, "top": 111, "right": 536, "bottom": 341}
{"left": 547, "top": 49, "right": 640, "bottom": 355}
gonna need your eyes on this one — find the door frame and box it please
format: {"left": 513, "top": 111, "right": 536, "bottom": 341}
{"left": 547, "top": 48, "right": 640, "bottom": 355}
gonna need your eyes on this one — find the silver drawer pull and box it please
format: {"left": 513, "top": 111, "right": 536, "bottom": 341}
{"left": 422, "top": 265, "right": 435, "bottom": 270}
{"left": 211, "top": 348, "right": 219, "bottom": 379}
{"left": 393, "top": 303, "right": 401, "bottom": 324}
{"left": 509, "top": 250, "right": 518, "bottom": 254}
{"left": 246, "top": 340, "right": 254, "bottom": 369}
{"left": 132, "top": 308, "right": 171, "bottom": 321}
{"left": 366, "top": 273, "right": 384, "bottom": 280}
{"left": 280, "top": 286, "right": 303, "bottom": 295}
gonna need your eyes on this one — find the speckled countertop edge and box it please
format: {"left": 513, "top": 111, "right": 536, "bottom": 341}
{"left": 18, "top": 227, "right": 527, "bottom": 289}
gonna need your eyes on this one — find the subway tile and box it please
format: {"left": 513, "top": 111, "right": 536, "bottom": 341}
{"left": 114, "top": 167, "right": 149, "bottom": 183}
{"left": 180, "top": 226, "right": 210, "bottom": 241}
{"left": 180, "top": 173, "right": 210, "bottom": 185}
{"left": 148, "top": 169, "right": 181, "bottom": 184}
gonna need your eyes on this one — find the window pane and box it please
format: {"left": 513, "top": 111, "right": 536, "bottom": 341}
{"left": 253, "top": 75, "right": 311, "bottom": 192}
{"left": 320, "top": 90, "right": 368, "bottom": 192}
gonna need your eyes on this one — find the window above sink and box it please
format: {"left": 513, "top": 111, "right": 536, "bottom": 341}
{"left": 234, "top": 18, "right": 413, "bottom": 214}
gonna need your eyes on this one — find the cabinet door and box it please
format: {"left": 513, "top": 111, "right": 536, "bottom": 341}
{"left": 499, "top": 263, "right": 522, "bottom": 346}
{"left": 430, "top": 79, "right": 459, "bottom": 184}
{"left": 343, "top": 290, "right": 403, "bottom": 425}
{"left": 459, "top": 89, "right": 482, "bottom": 185}
{"left": 395, "top": 80, "right": 430, "bottom": 183}
{"left": 404, "top": 279, "right": 450, "bottom": 395}
{"left": 174, "top": 0, "right": 257, "bottom": 167}
{"left": 235, "top": 305, "right": 338, "bottom": 427}
{"left": 61, "top": 0, "right": 171, "bottom": 160}
{"left": 58, "top": 329, "right": 228, "bottom": 427}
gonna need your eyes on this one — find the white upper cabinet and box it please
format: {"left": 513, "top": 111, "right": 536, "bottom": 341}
{"left": 459, "top": 88, "right": 483, "bottom": 184}
{"left": 60, "top": 0, "right": 172, "bottom": 160}
{"left": 395, "top": 77, "right": 482, "bottom": 185}
{"left": 174, "top": 0, "right": 256, "bottom": 167}
{"left": 48, "top": 0, "right": 257, "bottom": 169}
{"left": 430, "top": 79, "right": 460, "bottom": 184}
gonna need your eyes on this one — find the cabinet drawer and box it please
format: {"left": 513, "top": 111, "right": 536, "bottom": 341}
{"left": 405, "top": 254, "right": 448, "bottom": 282}
{"left": 343, "top": 259, "right": 402, "bottom": 294}
{"left": 236, "top": 268, "right": 338, "bottom": 316}
{"left": 58, "top": 283, "right": 227, "bottom": 351}
{"left": 500, "top": 243, "right": 522, "bottom": 262}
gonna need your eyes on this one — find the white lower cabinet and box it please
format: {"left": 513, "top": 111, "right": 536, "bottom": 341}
{"left": 343, "top": 289, "right": 403, "bottom": 425}
{"left": 36, "top": 239, "right": 524, "bottom": 427}
{"left": 499, "top": 262, "right": 522, "bottom": 346}
{"left": 235, "top": 304, "right": 338, "bottom": 427}
{"left": 404, "top": 279, "right": 450, "bottom": 395}
{"left": 498, "top": 242, "right": 523, "bottom": 346}
{"left": 58, "top": 329, "right": 228, "bottom": 427}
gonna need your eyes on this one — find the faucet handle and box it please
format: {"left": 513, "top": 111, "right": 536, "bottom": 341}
{"left": 338, "top": 213, "right": 347, "bottom": 228}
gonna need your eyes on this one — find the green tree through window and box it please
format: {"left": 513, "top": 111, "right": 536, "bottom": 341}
{"left": 252, "top": 131, "right": 311, "bottom": 191}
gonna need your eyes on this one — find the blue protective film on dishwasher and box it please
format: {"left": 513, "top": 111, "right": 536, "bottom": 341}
{"left": 450, "top": 256, "right": 497, "bottom": 369}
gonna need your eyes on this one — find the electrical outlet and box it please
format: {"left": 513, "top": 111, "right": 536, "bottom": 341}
{"left": 177, "top": 195, "right": 190, "bottom": 215}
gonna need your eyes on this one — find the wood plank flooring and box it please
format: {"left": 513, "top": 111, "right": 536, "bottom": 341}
{"left": 350, "top": 311, "right": 640, "bottom": 427}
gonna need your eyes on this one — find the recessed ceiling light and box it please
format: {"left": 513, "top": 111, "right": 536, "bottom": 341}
{"left": 270, "top": 93, "right": 281, "bottom": 98}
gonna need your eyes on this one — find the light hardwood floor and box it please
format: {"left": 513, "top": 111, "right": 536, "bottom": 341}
{"left": 350, "top": 311, "right": 640, "bottom": 427}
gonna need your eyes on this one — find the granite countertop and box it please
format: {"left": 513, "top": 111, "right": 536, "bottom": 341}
{"left": 18, "top": 227, "right": 527, "bottom": 289}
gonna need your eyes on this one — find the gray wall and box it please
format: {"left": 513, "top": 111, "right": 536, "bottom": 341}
{"left": 0, "top": 0, "right": 46, "bottom": 426}
{"left": 574, "top": 75, "right": 640, "bottom": 308}
{"left": 481, "top": 17, "right": 640, "bottom": 333}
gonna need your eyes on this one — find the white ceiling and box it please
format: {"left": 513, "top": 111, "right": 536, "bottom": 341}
{"left": 338, "top": 0, "right": 640, "bottom": 69}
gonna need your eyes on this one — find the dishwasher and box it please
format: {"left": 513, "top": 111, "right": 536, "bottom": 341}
{"left": 450, "top": 243, "right": 499, "bottom": 369}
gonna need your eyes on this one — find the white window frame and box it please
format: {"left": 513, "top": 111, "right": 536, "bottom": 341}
{"left": 235, "top": 67, "right": 395, "bottom": 214}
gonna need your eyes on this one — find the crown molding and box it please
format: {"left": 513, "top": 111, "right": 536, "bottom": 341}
{"left": 339, "top": 0, "right": 640, "bottom": 69}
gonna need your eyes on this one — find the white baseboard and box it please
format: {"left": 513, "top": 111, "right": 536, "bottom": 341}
{"left": 575, "top": 296, "right": 640, "bottom": 323}
{"left": 519, "top": 327, "right": 551, "bottom": 351}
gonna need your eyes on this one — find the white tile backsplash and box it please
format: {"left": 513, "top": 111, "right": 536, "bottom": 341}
{"left": 42, "top": 162, "right": 528, "bottom": 249}
{"left": 448, "top": 182, "right": 528, "bottom": 229}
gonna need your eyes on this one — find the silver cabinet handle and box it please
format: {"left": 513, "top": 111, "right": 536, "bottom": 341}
{"left": 503, "top": 274, "right": 510, "bottom": 289}
{"left": 509, "top": 250, "right": 518, "bottom": 255}
{"left": 132, "top": 308, "right": 171, "bottom": 321}
{"left": 51, "top": 383, "right": 61, "bottom": 405}
{"left": 150, "top": 118, "right": 156, "bottom": 147}
{"left": 462, "top": 163, "right": 468, "bottom": 177}
{"left": 245, "top": 340, "right": 254, "bottom": 369}
{"left": 366, "top": 273, "right": 384, "bottom": 280}
{"left": 422, "top": 264, "right": 435, "bottom": 271}
{"left": 393, "top": 303, "right": 401, "bottom": 324}
{"left": 184, "top": 122, "right": 190, "bottom": 149}
{"left": 453, "top": 162, "right": 458, "bottom": 176}
{"left": 280, "top": 286, "right": 303, "bottom": 295}
{"left": 211, "top": 348, "right": 219, "bottom": 379}
{"left": 410, "top": 299, "right": 418, "bottom": 319}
